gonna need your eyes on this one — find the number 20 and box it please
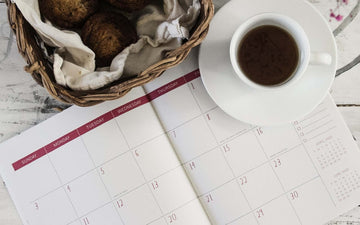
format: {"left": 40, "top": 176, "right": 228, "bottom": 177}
{"left": 168, "top": 213, "right": 177, "bottom": 223}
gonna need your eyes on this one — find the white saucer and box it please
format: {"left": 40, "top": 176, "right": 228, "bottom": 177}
{"left": 199, "top": 0, "right": 337, "bottom": 126}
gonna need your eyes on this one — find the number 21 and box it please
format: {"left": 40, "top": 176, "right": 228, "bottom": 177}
{"left": 206, "top": 194, "right": 213, "bottom": 203}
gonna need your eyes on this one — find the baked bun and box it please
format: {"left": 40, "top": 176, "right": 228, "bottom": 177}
{"left": 39, "top": 0, "right": 98, "bottom": 29}
{"left": 81, "top": 12, "right": 138, "bottom": 67}
{"left": 103, "top": 0, "right": 150, "bottom": 12}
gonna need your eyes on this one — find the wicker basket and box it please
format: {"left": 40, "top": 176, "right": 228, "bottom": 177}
{"left": 6, "top": 0, "right": 214, "bottom": 106}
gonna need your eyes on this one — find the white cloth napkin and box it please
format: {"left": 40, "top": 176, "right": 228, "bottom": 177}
{"left": 14, "top": 0, "right": 200, "bottom": 90}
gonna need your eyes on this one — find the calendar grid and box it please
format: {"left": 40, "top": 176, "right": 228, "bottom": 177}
{"left": 219, "top": 135, "right": 260, "bottom": 225}
{"left": 66, "top": 120, "right": 195, "bottom": 225}
{"left": 226, "top": 175, "right": 320, "bottom": 225}
{"left": 28, "top": 127, "right": 171, "bottom": 204}
{"left": 217, "top": 127, "right": 251, "bottom": 144}
{"left": 12, "top": 70, "right": 201, "bottom": 172}
{"left": 29, "top": 144, "right": 131, "bottom": 203}
{"left": 41, "top": 146, "right": 82, "bottom": 225}
{"left": 89, "top": 78, "right": 211, "bottom": 225}
{"left": 27, "top": 133, "right": 193, "bottom": 224}
{"left": 267, "top": 143, "right": 303, "bottom": 159}
{"left": 146, "top": 197, "right": 201, "bottom": 225}
{"left": 75, "top": 128, "right": 118, "bottom": 225}
{"left": 252, "top": 130, "right": 270, "bottom": 159}
{"left": 253, "top": 129, "right": 304, "bottom": 225}
{"left": 22, "top": 75, "right": 214, "bottom": 225}
{"left": 174, "top": 80, "right": 246, "bottom": 224}
{"left": 166, "top": 111, "right": 209, "bottom": 133}
{"left": 175, "top": 124, "right": 300, "bottom": 169}
{"left": 30, "top": 184, "right": 62, "bottom": 204}
{"left": 274, "top": 172, "right": 304, "bottom": 224}
{"left": 286, "top": 176, "right": 320, "bottom": 196}
{"left": 168, "top": 120, "right": 255, "bottom": 164}
{"left": 114, "top": 183, "right": 148, "bottom": 200}
{"left": 28, "top": 154, "right": 197, "bottom": 215}
{"left": 6, "top": 68, "right": 360, "bottom": 225}
{"left": 176, "top": 77, "right": 339, "bottom": 225}
{"left": 59, "top": 185, "right": 81, "bottom": 225}
{"left": 65, "top": 201, "right": 114, "bottom": 225}
{"left": 77, "top": 130, "right": 97, "bottom": 168}
{"left": 30, "top": 148, "right": 132, "bottom": 204}
{"left": 228, "top": 193, "right": 286, "bottom": 225}
{"left": 185, "top": 80, "right": 259, "bottom": 224}
{"left": 127, "top": 131, "right": 167, "bottom": 150}
{"left": 195, "top": 144, "right": 320, "bottom": 199}
{"left": 60, "top": 123, "right": 125, "bottom": 224}
{"left": 93, "top": 157, "right": 126, "bottom": 224}
{"left": 151, "top": 80, "right": 217, "bottom": 224}
{"left": 129, "top": 154, "right": 169, "bottom": 225}
{"left": 292, "top": 124, "right": 337, "bottom": 207}
{"left": 163, "top": 103, "right": 219, "bottom": 139}
{"left": 118, "top": 113, "right": 170, "bottom": 225}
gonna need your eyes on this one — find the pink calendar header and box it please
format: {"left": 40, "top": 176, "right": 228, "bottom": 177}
{"left": 12, "top": 69, "right": 200, "bottom": 171}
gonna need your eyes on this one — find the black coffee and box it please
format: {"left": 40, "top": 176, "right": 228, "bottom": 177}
{"left": 237, "top": 25, "right": 299, "bottom": 86}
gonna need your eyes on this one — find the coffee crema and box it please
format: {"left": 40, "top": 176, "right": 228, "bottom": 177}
{"left": 237, "top": 25, "right": 299, "bottom": 86}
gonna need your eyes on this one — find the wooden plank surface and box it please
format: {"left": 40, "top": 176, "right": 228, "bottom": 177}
{"left": 0, "top": 0, "right": 359, "bottom": 225}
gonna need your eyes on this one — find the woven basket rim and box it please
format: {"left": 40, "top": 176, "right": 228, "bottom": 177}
{"left": 6, "top": 0, "right": 214, "bottom": 106}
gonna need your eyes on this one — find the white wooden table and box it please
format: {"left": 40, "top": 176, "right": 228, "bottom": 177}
{"left": 0, "top": 0, "right": 360, "bottom": 224}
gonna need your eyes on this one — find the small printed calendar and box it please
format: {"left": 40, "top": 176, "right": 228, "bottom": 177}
{"left": 1, "top": 50, "right": 360, "bottom": 225}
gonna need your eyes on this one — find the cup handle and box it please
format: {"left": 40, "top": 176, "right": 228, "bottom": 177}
{"left": 310, "top": 52, "right": 332, "bottom": 65}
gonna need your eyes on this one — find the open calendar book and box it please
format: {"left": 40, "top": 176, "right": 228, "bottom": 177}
{"left": 1, "top": 49, "right": 360, "bottom": 225}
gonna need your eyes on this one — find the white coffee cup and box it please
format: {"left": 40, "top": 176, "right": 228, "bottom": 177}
{"left": 229, "top": 13, "right": 332, "bottom": 90}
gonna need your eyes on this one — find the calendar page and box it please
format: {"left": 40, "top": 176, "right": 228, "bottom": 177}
{"left": 143, "top": 48, "right": 360, "bottom": 225}
{"left": 0, "top": 87, "right": 210, "bottom": 225}
{"left": 1, "top": 49, "right": 360, "bottom": 225}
